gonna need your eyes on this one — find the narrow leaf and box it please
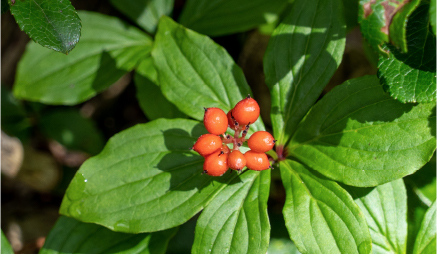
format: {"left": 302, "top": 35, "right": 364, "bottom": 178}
{"left": 192, "top": 170, "right": 270, "bottom": 254}
{"left": 9, "top": 0, "right": 81, "bottom": 54}
{"left": 347, "top": 179, "right": 407, "bottom": 254}
{"left": 263, "top": 0, "right": 346, "bottom": 146}
{"left": 60, "top": 119, "right": 238, "bottom": 233}
{"left": 289, "top": 75, "right": 436, "bottom": 187}
{"left": 13, "top": 11, "right": 152, "bottom": 105}
{"left": 280, "top": 160, "right": 372, "bottom": 254}
{"left": 1, "top": 231, "right": 13, "bottom": 254}
{"left": 110, "top": 0, "right": 174, "bottom": 34}
{"left": 39, "top": 216, "right": 177, "bottom": 254}
{"left": 413, "top": 201, "right": 436, "bottom": 254}
{"left": 389, "top": 0, "right": 420, "bottom": 53}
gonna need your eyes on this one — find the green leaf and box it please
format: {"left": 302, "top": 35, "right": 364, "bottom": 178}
{"left": 263, "top": 0, "right": 346, "bottom": 146}
{"left": 39, "top": 216, "right": 177, "bottom": 254}
{"left": 343, "top": 0, "right": 359, "bottom": 31}
{"left": 389, "top": 0, "right": 420, "bottom": 53}
{"left": 1, "top": 0, "right": 9, "bottom": 14}
{"left": 347, "top": 179, "right": 407, "bottom": 254}
{"left": 413, "top": 201, "right": 436, "bottom": 254}
{"left": 288, "top": 75, "right": 436, "bottom": 187}
{"left": 60, "top": 119, "right": 238, "bottom": 233}
{"left": 1, "top": 85, "right": 32, "bottom": 141}
{"left": 152, "top": 16, "right": 264, "bottom": 132}
{"left": 405, "top": 153, "right": 436, "bottom": 206}
{"left": 430, "top": 0, "right": 436, "bottom": 36}
{"left": 13, "top": 11, "right": 152, "bottom": 105}
{"left": 39, "top": 109, "right": 105, "bottom": 155}
{"left": 1, "top": 230, "right": 13, "bottom": 254}
{"left": 179, "top": 0, "right": 287, "bottom": 37}
{"left": 280, "top": 160, "right": 372, "bottom": 254}
{"left": 110, "top": 0, "right": 174, "bottom": 34}
{"left": 378, "top": 4, "right": 436, "bottom": 104}
{"left": 9, "top": 0, "right": 80, "bottom": 54}
{"left": 192, "top": 170, "right": 270, "bottom": 254}
{"left": 268, "top": 238, "right": 302, "bottom": 254}
{"left": 134, "top": 57, "right": 186, "bottom": 120}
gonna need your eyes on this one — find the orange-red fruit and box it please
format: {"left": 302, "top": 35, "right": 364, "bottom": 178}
{"left": 203, "top": 150, "right": 229, "bottom": 176}
{"left": 248, "top": 131, "right": 275, "bottom": 153}
{"left": 228, "top": 150, "right": 246, "bottom": 170}
{"left": 244, "top": 150, "right": 270, "bottom": 171}
{"left": 221, "top": 144, "right": 230, "bottom": 154}
{"left": 204, "top": 107, "right": 228, "bottom": 135}
{"left": 232, "top": 97, "right": 260, "bottom": 125}
{"left": 193, "top": 134, "right": 222, "bottom": 157}
{"left": 227, "top": 109, "right": 236, "bottom": 129}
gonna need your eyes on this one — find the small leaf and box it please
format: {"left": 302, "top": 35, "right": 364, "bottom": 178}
{"left": 179, "top": 0, "right": 287, "bottom": 37}
{"left": 263, "top": 0, "right": 345, "bottom": 146}
{"left": 134, "top": 57, "right": 186, "bottom": 120}
{"left": 347, "top": 179, "right": 408, "bottom": 254}
{"left": 60, "top": 119, "right": 238, "bottom": 233}
{"left": 280, "top": 160, "right": 372, "bottom": 254}
{"left": 1, "top": 230, "right": 13, "bottom": 254}
{"left": 413, "top": 201, "right": 436, "bottom": 254}
{"left": 192, "top": 170, "right": 270, "bottom": 254}
{"left": 389, "top": 0, "right": 420, "bottom": 53}
{"left": 288, "top": 75, "right": 436, "bottom": 187}
{"left": 378, "top": 4, "right": 436, "bottom": 103}
{"left": 13, "top": 11, "right": 152, "bottom": 105}
{"left": 39, "top": 216, "right": 177, "bottom": 254}
{"left": 9, "top": 0, "right": 81, "bottom": 54}
{"left": 110, "top": 0, "right": 174, "bottom": 34}
{"left": 152, "top": 16, "right": 264, "bottom": 132}
{"left": 430, "top": 0, "right": 436, "bottom": 36}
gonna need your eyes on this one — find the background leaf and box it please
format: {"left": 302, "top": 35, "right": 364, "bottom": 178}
{"left": 280, "top": 160, "right": 372, "bottom": 254}
{"left": 268, "top": 238, "right": 302, "bottom": 254}
{"left": 192, "top": 170, "right": 270, "bottom": 254}
{"left": 60, "top": 119, "right": 239, "bottom": 233}
{"left": 178, "top": 0, "right": 287, "bottom": 37}
{"left": 263, "top": 0, "right": 346, "bottom": 146}
{"left": 1, "top": 230, "right": 13, "bottom": 254}
{"left": 405, "top": 153, "right": 436, "bottom": 206}
{"left": 347, "top": 179, "right": 407, "bottom": 254}
{"left": 110, "top": 0, "right": 174, "bottom": 34}
{"left": 378, "top": 4, "right": 436, "bottom": 103}
{"left": 288, "top": 75, "right": 436, "bottom": 187}
{"left": 13, "top": 11, "right": 152, "bottom": 105}
{"left": 389, "top": 0, "right": 420, "bottom": 53}
{"left": 39, "top": 216, "right": 177, "bottom": 254}
{"left": 430, "top": 0, "right": 436, "bottom": 36}
{"left": 1, "top": 0, "right": 9, "bottom": 14}
{"left": 413, "top": 201, "right": 436, "bottom": 254}
{"left": 134, "top": 57, "right": 186, "bottom": 120}
{"left": 9, "top": 0, "right": 81, "bottom": 54}
{"left": 1, "top": 85, "right": 32, "bottom": 141}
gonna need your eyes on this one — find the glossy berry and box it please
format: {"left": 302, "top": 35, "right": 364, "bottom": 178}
{"left": 193, "top": 134, "right": 222, "bottom": 157}
{"left": 244, "top": 150, "right": 270, "bottom": 171}
{"left": 248, "top": 131, "right": 275, "bottom": 153}
{"left": 204, "top": 107, "right": 228, "bottom": 135}
{"left": 232, "top": 96, "right": 260, "bottom": 125}
{"left": 228, "top": 150, "right": 246, "bottom": 171}
{"left": 203, "top": 150, "right": 229, "bottom": 176}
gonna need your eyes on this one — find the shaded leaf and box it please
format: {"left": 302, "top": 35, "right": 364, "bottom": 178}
{"left": 1, "top": 85, "right": 31, "bottom": 141}
{"left": 9, "top": 0, "right": 81, "bottom": 54}
{"left": 280, "top": 160, "right": 372, "bottom": 254}
{"left": 13, "top": 11, "right": 152, "bottom": 105}
{"left": 431, "top": 0, "right": 436, "bottom": 36}
{"left": 1, "top": 0, "right": 9, "bottom": 14}
{"left": 288, "top": 76, "right": 436, "bottom": 187}
{"left": 192, "top": 170, "right": 270, "bottom": 254}
{"left": 413, "top": 201, "right": 436, "bottom": 254}
{"left": 1, "top": 230, "right": 13, "bottom": 254}
{"left": 389, "top": 0, "right": 420, "bottom": 53}
{"left": 405, "top": 153, "right": 436, "bottom": 206}
{"left": 263, "top": 0, "right": 346, "bottom": 146}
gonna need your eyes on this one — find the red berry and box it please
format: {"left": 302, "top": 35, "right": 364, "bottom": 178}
{"left": 221, "top": 144, "right": 230, "bottom": 154}
{"left": 204, "top": 107, "right": 228, "bottom": 135}
{"left": 244, "top": 150, "right": 270, "bottom": 171}
{"left": 228, "top": 150, "right": 246, "bottom": 171}
{"left": 203, "top": 150, "right": 229, "bottom": 176}
{"left": 248, "top": 131, "right": 275, "bottom": 153}
{"left": 193, "top": 134, "right": 222, "bottom": 157}
{"left": 232, "top": 96, "right": 260, "bottom": 125}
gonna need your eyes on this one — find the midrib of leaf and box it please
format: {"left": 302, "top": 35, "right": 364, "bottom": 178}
{"left": 31, "top": 0, "right": 63, "bottom": 45}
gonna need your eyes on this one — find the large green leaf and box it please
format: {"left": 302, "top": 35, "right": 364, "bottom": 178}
{"left": 347, "top": 179, "right": 407, "bottom": 254}
{"left": 288, "top": 75, "right": 436, "bottom": 187}
{"left": 179, "top": 0, "right": 287, "bottom": 37}
{"left": 263, "top": 0, "right": 345, "bottom": 146}
{"left": 413, "top": 201, "right": 436, "bottom": 254}
{"left": 152, "top": 16, "right": 264, "bottom": 132}
{"left": 13, "top": 11, "right": 152, "bottom": 105}
{"left": 60, "top": 119, "right": 239, "bottom": 233}
{"left": 280, "top": 160, "right": 372, "bottom": 254}
{"left": 192, "top": 170, "right": 270, "bottom": 254}
{"left": 1, "top": 231, "right": 13, "bottom": 254}
{"left": 134, "top": 57, "right": 186, "bottom": 120}
{"left": 9, "top": 0, "right": 80, "bottom": 54}
{"left": 39, "top": 216, "right": 177, "bottom": 254}
{"left": 378, "top": 4, "right": 436, "bottom": 103}
{"left": 389, "top": 0, "right": 421, "bottom": 53}
{"left": 110, "top": 0, "right": 174, "bottom": 34}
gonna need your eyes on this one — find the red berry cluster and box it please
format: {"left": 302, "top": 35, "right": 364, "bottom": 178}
{"left": 192, "top": 95, "right": 275, "bottom": 176}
